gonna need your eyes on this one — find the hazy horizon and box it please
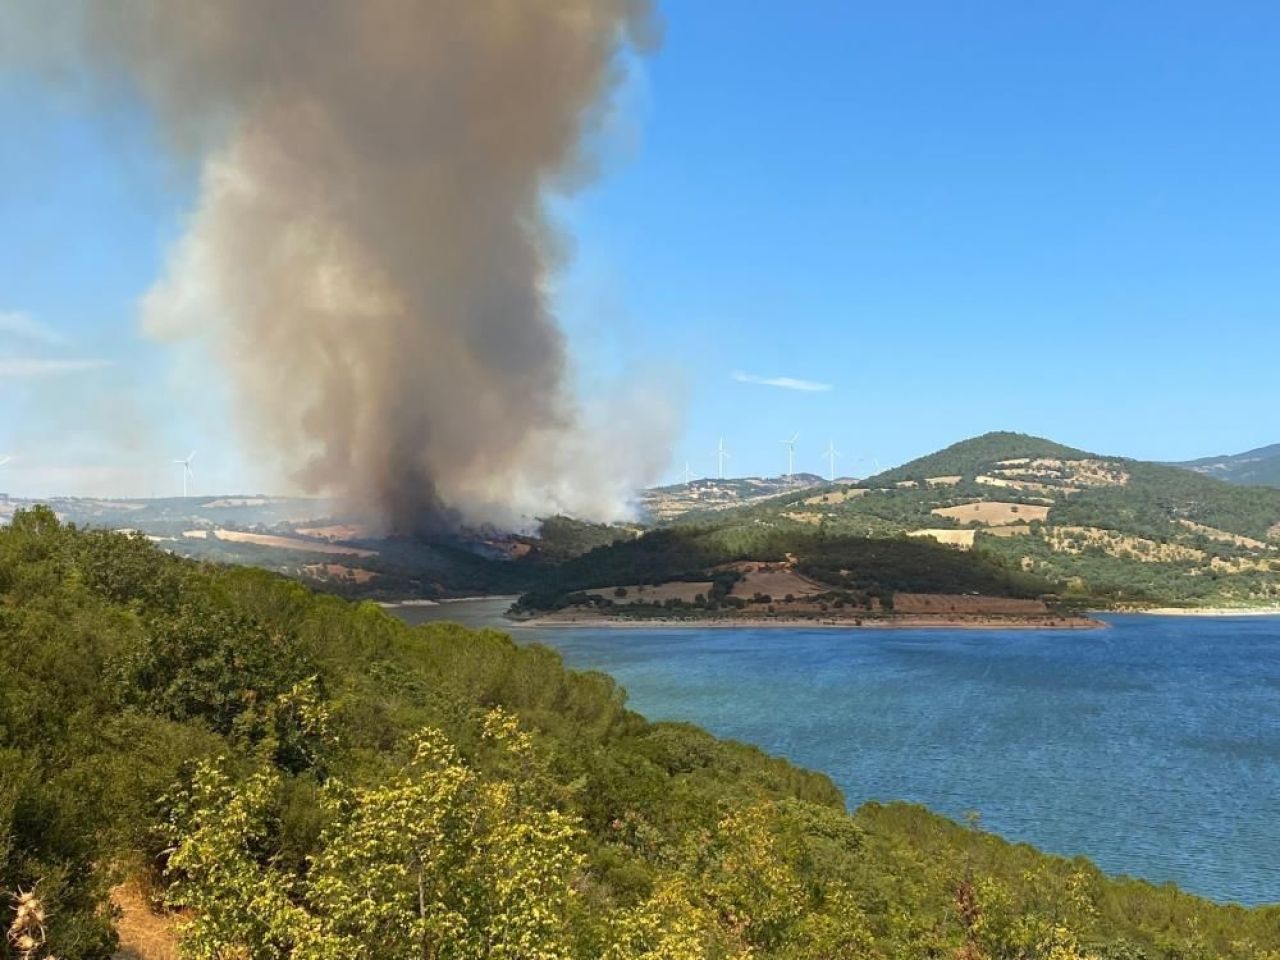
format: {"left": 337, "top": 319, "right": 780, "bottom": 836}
{"left": 4, "top": 2, "right": 1280, "bottom": 506}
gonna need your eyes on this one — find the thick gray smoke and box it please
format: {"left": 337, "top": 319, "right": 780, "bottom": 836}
{"left": 8, "top": 1, "right": 671, "bottom": 531}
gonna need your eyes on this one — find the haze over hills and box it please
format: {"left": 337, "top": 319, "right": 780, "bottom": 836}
{"left": 4, "top": 431, "right": 1279, "bottom": 610}
{"left": 639, "top": 472, "right": 829, "bottom": 521}
{"left": 1173, "top": 442, "right": 1280, "bottom": 488}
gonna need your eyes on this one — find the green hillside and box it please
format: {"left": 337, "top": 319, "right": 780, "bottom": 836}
{"left": 515, "top": 525, "right": 1052, "bottom": 614}
{"left": 868, "top": 432, "right": 1092, "bottom": 484}
{"left": 4, "top": 507, "right": 1280, "bottom": 959}
{"left": 683, "top": 432, "right": 1280, "bottom": 608}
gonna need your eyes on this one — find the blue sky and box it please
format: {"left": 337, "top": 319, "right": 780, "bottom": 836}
{"left": 3, "top": 2, "right": 1280, "bottom": 495}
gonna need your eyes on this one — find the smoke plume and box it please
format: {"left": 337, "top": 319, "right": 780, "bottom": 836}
{"left": 9, "top": 1, "right": 667, "bottom": 531}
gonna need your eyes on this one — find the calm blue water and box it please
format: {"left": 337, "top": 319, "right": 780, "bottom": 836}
{"left": 395, "top": 605, "right": 1280, "bottom": 905}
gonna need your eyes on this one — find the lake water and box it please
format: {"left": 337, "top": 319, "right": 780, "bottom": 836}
{"left": 390, "top": 603, "right": 1280, "bottom": 906}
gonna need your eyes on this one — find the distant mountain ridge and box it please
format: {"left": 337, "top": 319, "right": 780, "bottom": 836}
{"left": 640, "top": 472, "right": 827, "bottom": 521}
{"left": 1172, "top": 443, "right": 1280, "bottom": 488}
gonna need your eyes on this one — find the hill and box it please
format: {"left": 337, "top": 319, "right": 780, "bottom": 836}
{"left": 639, "top": 473, "right": 826, "bottom": 522}
{"left": 4, "top": 507, "right": 1278, "bottom": 959}
{"left": 685, "top": 431, "right": 1280, "bottom": 608}
{"left": 867, "top": 432, "right": 1092, "bottom": 485}
{"left": 511, "top": 524, "right": 1081, "bottom": 626}
{"left": 1174, "top": 442, "right": 1280, "bottom": 488}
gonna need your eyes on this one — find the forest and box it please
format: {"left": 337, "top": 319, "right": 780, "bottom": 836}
{"left": 512, "top": 525, "right": 1053, "bottom": 614}
{"left": 3, "top": 507, "right": 1280, "bottom": 959}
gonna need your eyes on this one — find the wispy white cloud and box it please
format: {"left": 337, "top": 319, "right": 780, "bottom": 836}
{"left": 731, "top": 370, "right": 833, "bottom": 392}
{"left": 0, "top": 357, "right": 112, "bottom": 377}
{"left": 0, "top": 311, "right": 69, "bottom": 346}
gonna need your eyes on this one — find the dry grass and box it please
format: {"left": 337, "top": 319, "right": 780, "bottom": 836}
{"left": 212, "top": 529, "right": 378, "bottom": 557}
{"left": 1044, "top": 526, "right": 1204, "bottom": 563}
{"left": 931, "top": 501, "right": 1050, "bottom": 526}
{"left": 801, "top": 488, "right": 866, "bottom": 507}
{"left": 111, "top": 883, "right": 180, "bottom": 960}
{"left": 893, "top": 593, "right": 1049, "bottom": 615}
{"left": 905, "top": 529, "right": 976, "bottom": 550}
{"left": 302, "top": 563, "right": 378, "bottom": 584}
{"left": 202, "top": 497, "right": 271, "bottom": 508}
{"left": 728, "top": 564, "right": 826, "bottom": 600}
{"left": 991, "top": 458, "right": 1129, "bottom": 489}
{"left": 924, "top": 475, "right": 962, "bottom": 487}
{"left": 975, "top": 475, "right": 1064, "bottom": 497}
{"left": 1209, "top": 556, "right": 1278, "bottom": 574}
{"left": 783, "top": 512, "right": 823, "bottom": 525}
{"left": 1177, "top": 519, "right": 1270, "bottom": 551}
{"left": 983, "top": 524, "right": 1032, "bottom": 538}
{"left": 296, "top": 523, "right": 370, "bottom": 541}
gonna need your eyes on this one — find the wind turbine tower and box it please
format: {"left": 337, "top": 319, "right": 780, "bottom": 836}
{"left": 716, "top": 437, "right": 730, "bottom": 480}
{"left": 682, "top": 461, "right": 694, "bottom": 485}
{"left": 173, "top": 451, "right": 196, "bottom": 498}
{"left": 823, "top": 440, "right": 840, "bottom": 482}
{"left": 779, "top": 433, "right": 799, "bottom": 478}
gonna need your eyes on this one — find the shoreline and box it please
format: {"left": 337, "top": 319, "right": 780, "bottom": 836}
{"left": 1125, "top": 606, "right": 1280, "bottom": 618}
{"left": 511, "top": 613, "right": 1105, "bottom": 631}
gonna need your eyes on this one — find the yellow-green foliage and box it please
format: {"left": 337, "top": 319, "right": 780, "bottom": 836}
{"left": 2, "top": 507, "right": 1279, "bottom": 960}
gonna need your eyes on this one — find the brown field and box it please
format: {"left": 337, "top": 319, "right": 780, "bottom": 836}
{"left": 801, "top": 488, "right": 867, "bottom": 507}
{"left": 303, "top": 563, "right": 378, "bottom": 584}
{"left": 893, "top": 593, "right": 1049, "bottom": 615}
{"left": 783, "top": 511, "right": 823, "bottom": 525}
{"left": 727, "top": 564, "right": 827, "bottom": 600}
{"left": 182, "top": 529, "right": 207, "bottom": 539}
{"left": 296, "top": 523, "right": 369, "bottom": 541}
{"left": 210, "top": 529, "right": 378, "bottom": 557}
{"left": 1178, "top": 519, "right": 1270, "bottom": 551}
{"left": 931, "top": 500, "right": 1050, "bottom": 526}
{"left": 925, "top": 475, "right": 962, "bottom": 487}
{"left": 906, "top": 529, "right": 976, "bottom": 550}
{"left": 586, "top": 581, "right": 714, "bottom": 604}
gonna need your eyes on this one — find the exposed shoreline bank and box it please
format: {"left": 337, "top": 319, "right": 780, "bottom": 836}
{"left": 510, "top": 613, "right": 1105, "bottom": 631}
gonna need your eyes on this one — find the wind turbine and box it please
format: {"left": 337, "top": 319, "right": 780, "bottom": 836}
{"left": 715, "top": 437, "right": 730, "bottom": 480}
{"left": 823, "top": 440, "right": 840, "bottom": 482}
{"left": 779, "top": 433, "right": 799, "bottom": 478}
{"left": 682, "top": 461, "right": 694, "bottom": 485}
{"left": 0, "top": 456, "right": 10, "bottom": 468}
{"left": 173, "top": 451, "right": 195, "bottom": 498}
